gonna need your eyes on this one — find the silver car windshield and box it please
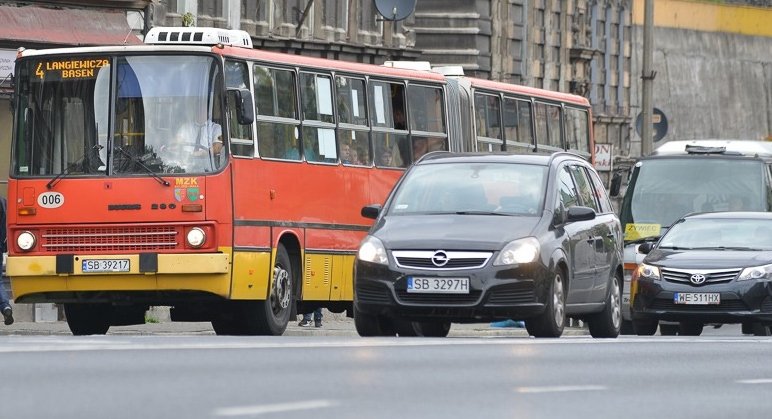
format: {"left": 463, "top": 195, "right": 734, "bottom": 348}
{"left": 659, "top": 217, "right": 772, "bottom": 250}
{"left": 388, "top": 162, "right": 547, "bottom": 216}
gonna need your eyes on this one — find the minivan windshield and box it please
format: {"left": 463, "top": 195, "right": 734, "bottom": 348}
{"left": 388, "top": 162, "right": 547, "bottom": 216}
{"left": 619, "top": 158, "right": 766, "bottom": 241}
{"left": 659, "top": 217, "right": 772, "bottom": 251}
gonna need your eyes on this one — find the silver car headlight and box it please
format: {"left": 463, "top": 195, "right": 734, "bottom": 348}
{"left": 638, "top": 263, "right": 661, "bottom": 280}
{"left": 494, "top": 237, "right": 540, "bottom": 266}
{"left": 738, "top": 263, "right": 772, "bottom": 281}
{"left": 358, "top": 236, "right": 389, "bottom": 265}
{"left": 17, "top": 231, "right": 36, "bottom": 251}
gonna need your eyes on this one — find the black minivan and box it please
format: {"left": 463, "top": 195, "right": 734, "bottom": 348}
{"left": 353, "top": 152, "right": 624, "bottom": 338}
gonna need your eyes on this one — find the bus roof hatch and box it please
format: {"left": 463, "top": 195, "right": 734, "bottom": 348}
{"left": 144, "top": 27, "right": 253, "bottom": 49}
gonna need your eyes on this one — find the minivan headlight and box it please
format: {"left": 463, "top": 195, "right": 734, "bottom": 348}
{"left": 738, "top": 263, "right": 772, "bottom": 281}
{"left": 494, "top": 237, "right": 540, "bottom": 265}
{"left": 358, "top": 236, "right": 389, "bottom": 265}
{"left": 638, "top": 263, "right": 660, "bottom": 280}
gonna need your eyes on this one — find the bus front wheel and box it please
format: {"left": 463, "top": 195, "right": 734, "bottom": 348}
{"left": 64, "top": 303, "right": 112, "bottom": 335}
{"left": 243, "top": 243, "right": 294, "bottom": 335}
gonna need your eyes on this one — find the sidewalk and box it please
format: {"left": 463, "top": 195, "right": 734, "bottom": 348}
{"left": 0, "top": 317, "right": 589, "bottom": 337}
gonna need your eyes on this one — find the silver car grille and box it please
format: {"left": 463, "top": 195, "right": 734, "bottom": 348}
{"left": 392, "top": 250, "right": 493, "bottom": 270}
{"left": 661, "top": 267, "right": 742, "bottom": 285}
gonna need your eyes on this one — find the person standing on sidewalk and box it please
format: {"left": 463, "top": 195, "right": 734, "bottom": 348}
{"left": 1, "top": 196, "right": 14, "bottom": 325}
{"left": 298, "top": 308, "right": 322, "bottom": 328}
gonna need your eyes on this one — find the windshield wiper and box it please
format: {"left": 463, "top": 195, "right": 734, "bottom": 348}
{"left": 46, "top": 144, "right": 102, "bottom": 190}
{"left": 692, "top": 246, "right": 762, "bottom": 251}
{"left": 657, "top": 245, "right": 692, "bottom": 250}
{"left": 454, "top": 211, "right": 512, "bottom": 216}
{"left": 114, "top": 146, "right": 170, "bottom": 187}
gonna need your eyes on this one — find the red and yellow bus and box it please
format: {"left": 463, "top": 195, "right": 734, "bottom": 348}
{"left": 7, "top": 27, "right": 592, "bottom": 335}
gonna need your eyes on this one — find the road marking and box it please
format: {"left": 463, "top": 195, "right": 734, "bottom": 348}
{"left": 515, "top": 385, "right": 607, "bottom": 394}
{"left": 213, "top": 399, "right": 337, "bottom": 416}
{"left": 737, "top": 379, "right": 772, "bottom": 384}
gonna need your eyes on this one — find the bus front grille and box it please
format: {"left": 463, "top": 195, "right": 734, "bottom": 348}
{"left": 42, "top": 226, "right": 179, "bottom": 252}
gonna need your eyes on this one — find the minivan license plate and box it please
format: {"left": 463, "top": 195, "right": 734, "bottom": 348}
{"left": 407, "top": 277, "right": 469, "bottom": 294}
{"left": 82, "top": 259, "right": 130, "bottom": 273}
{"left": 673, "top": 292, "right": 720, "bottom": 305}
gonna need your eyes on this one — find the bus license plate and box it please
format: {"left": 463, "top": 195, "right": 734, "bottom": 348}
{"left": 673, "top": 292, "right": 720, "bottom": 305}
{"left": 407, "top": 277, "right": 469, "bottom": 294}
{"left": 82, "top": 259, "right": 130, "bottom": 273}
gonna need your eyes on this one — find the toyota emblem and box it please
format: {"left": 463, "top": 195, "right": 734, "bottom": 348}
{"left": 431, "top": 251, "right": 449, "bottom": 267}
{"left": 689, "top": 273, "right": 707, "bottom": 285}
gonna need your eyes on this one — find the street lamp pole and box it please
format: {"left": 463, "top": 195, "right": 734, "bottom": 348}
{"left": 641, "top": 0, "right": 655, "bottom": 156}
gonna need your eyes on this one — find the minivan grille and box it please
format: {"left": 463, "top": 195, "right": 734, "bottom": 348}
{"left": 392, "top": 250, "right": 492, "bottom": 270}
{"left": 42, "top": 226, "right": 179, "bottom": 252}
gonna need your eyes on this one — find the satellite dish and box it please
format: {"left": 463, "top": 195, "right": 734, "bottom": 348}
{"left": 374, "top": 0, "right": 416, "bottom": 21}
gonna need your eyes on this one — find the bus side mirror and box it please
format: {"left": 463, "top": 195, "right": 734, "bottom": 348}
{"left": 228, "top": 88, "right": 254, "bottom": 125}
{"left": 609, "top": 172, "right": 622, "bottom": 197}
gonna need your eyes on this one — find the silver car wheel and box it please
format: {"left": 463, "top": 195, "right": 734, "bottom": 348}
{"left": 553, "top": 273, "right": 565, "bottom": 328}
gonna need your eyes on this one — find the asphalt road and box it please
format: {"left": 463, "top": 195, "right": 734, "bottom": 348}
{"left": 1, "top": 326, "right": 771, "bottom": 419}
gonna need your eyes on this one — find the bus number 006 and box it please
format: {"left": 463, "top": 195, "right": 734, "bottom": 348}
{"left": 38, "top": 192, "right": 65, "bottom": 208}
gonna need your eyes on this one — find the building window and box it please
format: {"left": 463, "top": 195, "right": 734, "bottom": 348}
{"left": 198, "top": 0, "right": 223, "bottom": 17}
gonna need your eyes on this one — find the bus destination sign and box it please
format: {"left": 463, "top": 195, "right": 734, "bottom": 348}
{"left": 35, "top": 58, "right": 109, "bottom": 80}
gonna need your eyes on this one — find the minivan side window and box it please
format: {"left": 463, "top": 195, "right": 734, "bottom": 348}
{"left": 569, "top": 165, "right": 600, "bottom": 212}
{"left": 557, "top": 166, "right": 580, "bottom": 215}
{"left": 587, "top": 168, "right": 614, "bottom": 214}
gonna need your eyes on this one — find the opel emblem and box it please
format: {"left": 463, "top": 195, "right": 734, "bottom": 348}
{"left": 431, "top": 251, "right": 449, "bottom": 267}
{"left": 690, "top": 273, "right": 707, "bottom": 285}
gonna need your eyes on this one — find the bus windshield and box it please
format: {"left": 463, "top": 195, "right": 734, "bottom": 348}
{"left": 14, "top": 54, "right": 225, "bottom": 177}
{"left": 619, "top": 158, "right": 766, "bottom": 241}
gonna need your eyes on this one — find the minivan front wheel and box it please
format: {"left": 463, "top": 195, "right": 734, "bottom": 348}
{"left": 526, "top": 270, "right": 566, "bottom": 338}
{"left": 587, "top": 272, "right": 622, "bottom": 338}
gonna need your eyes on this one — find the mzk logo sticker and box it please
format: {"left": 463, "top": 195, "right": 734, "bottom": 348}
{"left": 173, "top": 177, "right": 201, "bottom": 202}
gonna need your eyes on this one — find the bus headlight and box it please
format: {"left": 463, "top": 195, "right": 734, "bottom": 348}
{"left": 17, "top": 231, "right": 36, "bottom": 251}
{"left": 186, "top": 227, "right": 206, "bottom": 248}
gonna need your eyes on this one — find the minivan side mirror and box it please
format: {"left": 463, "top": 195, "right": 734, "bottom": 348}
{"left": 609, "top": 172, "right": 622, "bottom": 197}
{"left": 566, "top": 206, "right": 596, "bottom": 222}
{"left": 361, "top": 204, "right": 382, "bottom": 219}
{"left": 638, "top": 242, "right": 655, "bottom": 254}
{"left": 228, "top": 88, "right": 254, "bottom": 125}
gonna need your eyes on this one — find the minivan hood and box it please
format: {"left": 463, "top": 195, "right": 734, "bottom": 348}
{"left": 373, "top": 214, "right": 540, "bottom": 250}
{"left": 646, "top": 249, "right": 772, "bottom": 269}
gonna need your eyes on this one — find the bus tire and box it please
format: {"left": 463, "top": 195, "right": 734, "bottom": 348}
{"left": 64, "top": 303, "right": 112, "bottom": 336}
{"left": 245, "top": 244, "right": 294, "bottom": 335}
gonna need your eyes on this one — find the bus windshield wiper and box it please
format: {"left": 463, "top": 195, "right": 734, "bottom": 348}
{"left": 114, "top": 146, "right": 170, "bottom": 187}
{"left": 46, "top": 144, "right": 102, "bottom": 190}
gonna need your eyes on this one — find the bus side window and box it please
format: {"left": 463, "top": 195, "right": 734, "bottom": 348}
{"left": 474, "top": 93, "right": 502, "bottom": 152}
{"left": 336, "top": 76, "right": 370, "bottom": 166}
{"left": 254, "top": 65, "right": 300, "bottom": 160}
{"left": 225, "top": 60, "right": 254, "bottom": 157}
{"left": 534, "top": 103, "right": 548, "bottom": 150}
{"left": 300, "top": 72, "right": 336, "bottom": 163}
{"left": 517, "top": 100, "right": 534, "bottom": 147}
{"left": 546, "top": 104, "right": 562, "bottom": 149}
{"left": 564, "top": 107, "right": 590, "bottom": 155}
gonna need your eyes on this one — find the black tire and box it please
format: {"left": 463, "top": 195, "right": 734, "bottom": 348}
{"left": 633, "top": 318, "right": 658, "bottom": 335}
{"left": 353, "top": 304, "right": 395, "bottom": 336}
{"left": 240, "top": 244, "right": 294, "bottom": 335}
{"left": 620, "top": 320, "right": 635, "bottom": 335}
{"left": 588, "top": 272, "right": 622, "bottom": 338}
{"left": 679, "top": 321, "right": 703, "bottom": 336}
{"left": 742, "top": 322, "right": 753, "bottom": 335}
{"left": 413, "top": 321, "right": 451, "bottom": 337}
{"left": 659, "top": 323, "right": 680, "bottom": 336}
{"left": 64, "top": 303, "right": 112, "bottom": 336}
{"left": 392, "top": 317, "right": 419, "bottom": 337}
{"left": 526, "top": 270, "right": 566, "bottom": 338}
{"left": 751, "top": 323, "right": 771, "bottom": 336}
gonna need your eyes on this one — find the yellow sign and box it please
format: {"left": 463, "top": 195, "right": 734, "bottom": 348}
{"left": 35, "top": 59, "right": 109, "bottom": 79}
{"left": 624, "top": 223, "right": 661, "bottom": 241}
